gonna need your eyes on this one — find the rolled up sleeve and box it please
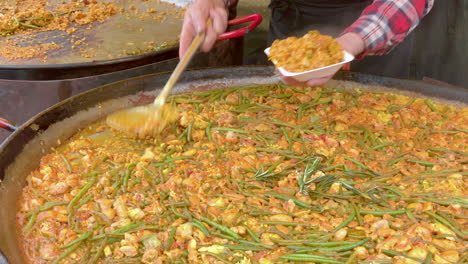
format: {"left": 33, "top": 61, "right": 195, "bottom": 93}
{"left": 342, "top": 0, "right": 434, "bottom": 58}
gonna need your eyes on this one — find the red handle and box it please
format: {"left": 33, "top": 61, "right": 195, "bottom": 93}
{"left": 0, "top": 118, "right": 17, "bottom": 132}
{"left": 342, "top": 63, "right": 351, "bottom": 71}
{"left": 218, "top": 14, "right": 263, "bottom": 40}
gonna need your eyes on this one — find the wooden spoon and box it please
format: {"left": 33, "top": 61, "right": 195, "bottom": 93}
{"left": 106, "top": 28, "right": 206, "bottom": 138}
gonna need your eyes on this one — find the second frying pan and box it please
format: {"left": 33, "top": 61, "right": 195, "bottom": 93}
{"left": 0, "top": 0, "right": 262, "bottom": 80}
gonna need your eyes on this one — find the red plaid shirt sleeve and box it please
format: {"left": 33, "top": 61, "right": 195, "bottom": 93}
{"left": 342, "top": 0, "right": 434, "bottom": 58}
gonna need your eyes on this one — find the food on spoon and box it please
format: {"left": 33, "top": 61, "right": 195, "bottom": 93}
{"left": 106, "top": 103, "right": 179, "bottom": 138}
{"left": 268, "top": 30, "right": 344, "bottom": 72}
{"left": 16, "top": 83, "right": 467, "bottom": 263}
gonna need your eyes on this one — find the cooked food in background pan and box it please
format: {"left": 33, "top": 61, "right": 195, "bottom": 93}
{"left": 0, "top": 0, "right": 185, "bottom": 62}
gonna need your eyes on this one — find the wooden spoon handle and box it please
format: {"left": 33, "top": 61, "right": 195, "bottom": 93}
{"left": 153, "top": 26, "right": 206, "bottom": 108}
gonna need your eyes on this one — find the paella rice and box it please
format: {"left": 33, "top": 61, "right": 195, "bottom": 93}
{"left": 268, "top": 30, "right": 344, "bottom": 73}
{"left": 16, "top": 83, "right": 467, "bottom": 263}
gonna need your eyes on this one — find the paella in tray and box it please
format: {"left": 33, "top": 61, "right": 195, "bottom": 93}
{"left": 15, "top": 82, "right": 467, "bottom": 263}
{"left": 0, "top": 0, "right": 185, "bottom": 65}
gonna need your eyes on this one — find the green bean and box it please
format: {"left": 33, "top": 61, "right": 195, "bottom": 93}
{"left": 206, "top": 120, "right": 213, "bottom": 142}
{"left": 25, "top": 201, "right": 68, "bottom": 217}
{"left": 255, "top": 148, "right": 304, "bottom": 159}
{"left": 312, "top": 98, "right": 333, "bottom": 107}
{"left": 298, "top": 103, "right": 307, "bottom": 120}
{"left": 91, "top": 223, "right": 142, "bottom": 241}
{"left": 276, "top": 239, "right": 333, "bottom": 247}
{"left": 59, "top": 154, "right": 72, "bottom": 173}
{"left": 406, "top": 210, "right": 417, "bottom": 222}
{"left": 281, "top": 127, "right": 293, "bottom": 150}
{"left": 342, "top": 155, "right": 379, "bottom": 176}
{"left": 332, "top": 210, "right": 355, "bottom": 232}
{"left": 416, "top": 197, "right": 464, "bottom": 207}
{"left": 114, "top": 223, "right": 143, "bottom": 234}
{"left": 52, "top": 240, "right": 85, "bottom": 264}
{"left": 279, "top": 253, "right": 345, "bottom": 264}
{"left": 192, "top": 219, "right": 211, "bottom": 237}
{"left": 383, "top": 250, "right": 424, "bottom": 263}
{"left": 61, "top": 230, "right": 93, "bottom": 249}
{"left": 360, "top": 209, "right": 406, "bottom": 216}
{"left": 316, "top": 238, "right": 371, "bottom": 252}
{"left": 75, "top": 195, "right": 92, "bottom": 210}
{"left": 270, "top": 93, "right": 292, "bottom": 99}
{"left": 22, "top": 214, "right": 39, "bottom": 233}
{"left": 345, "top": 253, "right": 358, "bottom": 264}
{"left": 165, "top": 227, "right": 177, "bottom": 250}
{"left": 195, "top": 103, "right": 202, "bottom": 114}
{"left": 382, "top": 186, "right": 404, "bottom": 197}
{"left": 213, "top": 232, "right": 238, "bottom": 241}
{"left": 174, "top": 98, "right": 203, "bottom": 104}
{"left": 407, "top": 159, "right": 438, "bottom": 166}
{"left": 425, "top": 211, "right": 466, "bottom": 239}
{"left": 301, "top": 241, "right": 356, "bottom": 247}
{"left": 245, "top": 225, "right": 260, "bottom": 242}
{"left": 388, "top": 154, "right": 409, "bottom": 166}
{"left": 90, "top": 233, "right": 124, "bottom": 241}
{"left": 170, "top": 206, "right": 190, "bottom": 220}
{"left": 165, "top": 156, "right": 192, "bottom": 162}
{"left": 178, "top": 126, "right": 189, "bottom": 140}
{"left": 372, "top": 143, "right": 393, "bottom": 150}
{"left": 78, "top": 248, "right": 92, "bottom": 264}
{"left": 67, "top": 177, "right": 97, "bottom": 226}
{"left": 28, "top": 184, "right": 51, "bottom": 201}
{"left": 259, "top": 221, "right": 309, "bottom": 226}
{"left": 142, "top": 166, "right": 155, "bottom": 176}
{"left": 381, "top": 250, "right": 400, "bottom": 257}
{"left": 201, "top": 217, "right": 240, "bottom": 239}
{"left": 270, "top": 118, "right": 298, "bottom": 128}
{"left": 424, "top": 252, "right": 433, "bottom": 264}
{"left": 238, "top": 239, "right": 273, "bottom": 249}
{"left": 186, "top": 120, "right": 194, "bottom": 142}
{"left": 201, "top": 252, "right": 231, "bottom": 264}
{"left": 122, "top": 163, "right": 137, "bottom": 192}
{"left": 387, "top": 98, "right": 415, "bottom": 113}
{"left": 351, "top": 203, "right": 363, "bottom": 226}
{"left": 424, "top": 99, "right": 439, "bottom": 113}
{"left": 222, "top": 244, "right": 263, "bottom": 251}
{"left": 211, "top": 127, "right": 249, "bottom": 134}
{"left": 323, "top": 163, "right": 350, "bottom": 172}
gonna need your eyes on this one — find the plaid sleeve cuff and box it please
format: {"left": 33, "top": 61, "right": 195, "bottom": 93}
{"left": 342, "top": 0, "right": 434, "bottom": 59}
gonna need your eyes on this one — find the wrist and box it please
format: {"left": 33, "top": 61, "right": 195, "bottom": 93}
{"left": 336, "top": 32, "right": 365, "bottom": 57}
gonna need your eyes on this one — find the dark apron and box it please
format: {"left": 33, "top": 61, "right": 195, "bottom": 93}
{"left": 268, "top": 0, "right": 415, "bottom": 79}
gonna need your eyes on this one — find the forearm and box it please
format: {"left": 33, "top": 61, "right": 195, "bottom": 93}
{"left": 341, "top": 0, "right": 434, "bottom": 58}
{"left": 336, "top": 32, "right": 365, "bottom": 57}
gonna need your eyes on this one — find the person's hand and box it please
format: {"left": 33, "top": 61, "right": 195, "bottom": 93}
{"left": 281, "top": 32, "right": 366, "bottom": 87}
{"left": 179, "top": 0, "right": 229, "bottom": 58}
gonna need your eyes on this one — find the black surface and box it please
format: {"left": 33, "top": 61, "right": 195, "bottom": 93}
{"left": 0, "top": 47, "right": 179, "bottom": 80}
